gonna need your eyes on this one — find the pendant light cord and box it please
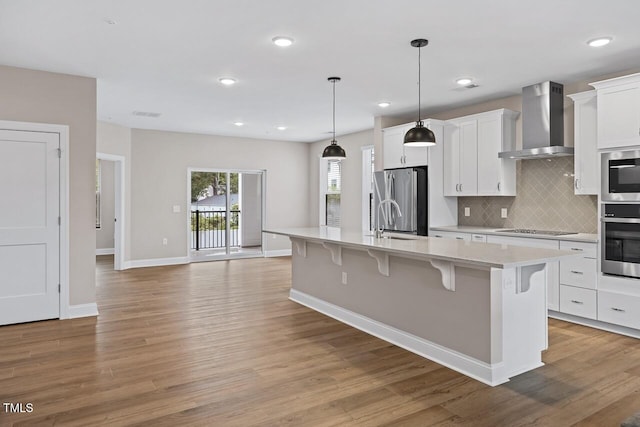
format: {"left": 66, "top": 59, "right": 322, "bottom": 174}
{"left": 417, "top": 45, "right": 421, "bottom": 123}
{"left": 332, "top": 79, "right": 336, "bottom": 143}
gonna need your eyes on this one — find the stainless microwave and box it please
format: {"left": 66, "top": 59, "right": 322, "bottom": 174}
{"left": 602, "top": 150, "right": 640, "bottom": 202}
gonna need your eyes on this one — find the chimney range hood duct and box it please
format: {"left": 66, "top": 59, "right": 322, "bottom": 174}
{"left": 499, "top": 81, "right": 573, "bottom": 159}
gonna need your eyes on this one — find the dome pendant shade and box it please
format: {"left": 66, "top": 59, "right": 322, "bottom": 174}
{"left": 404, "top": 38, "right": 436, "bottom": 147}
{"left": 322, "top": 141, "right": 347, "bottom": 159}
{"left": 404, "top": 121, "right": 436, "bottom": 147}
{"left": 322, "top": 76, "right": 346, "bottom": 159}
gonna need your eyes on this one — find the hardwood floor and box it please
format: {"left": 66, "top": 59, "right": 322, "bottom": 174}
{"left": 2, "top": 255, "right": 640, "bottom": 426}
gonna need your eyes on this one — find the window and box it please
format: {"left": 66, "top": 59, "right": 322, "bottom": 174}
{"left": 326, "top": 160, "right": 341, "bottom": 227}
{"left": 320, "top": 158, "right": 342, "bottom": 228}
{"left": 96, "top": 159, "right": 101, "bottom": 229}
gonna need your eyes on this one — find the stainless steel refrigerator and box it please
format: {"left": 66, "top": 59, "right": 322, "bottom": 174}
{"left": 373, "top": 166, "right": 428, "bottom": 235}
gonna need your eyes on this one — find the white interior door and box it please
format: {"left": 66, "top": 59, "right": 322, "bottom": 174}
{"left": 0, "top": 129, "right": 60, "bottom": 325}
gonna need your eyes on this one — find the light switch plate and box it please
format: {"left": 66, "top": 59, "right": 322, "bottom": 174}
{"left": 173, "top": 205, "right": 181, "bottom": 213}
{"left": 501, "top": 208, "right": 508, "bottom": 218}
{"left": 464, "top": 207, "right": 470, "bottom": 217}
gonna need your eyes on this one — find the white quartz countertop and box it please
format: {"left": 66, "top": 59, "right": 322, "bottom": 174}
{"left": 430, "top": 225, "right": 598, "bottom": 243}
{"left": 265, "top": 227, "right": 578, "bottom": 269}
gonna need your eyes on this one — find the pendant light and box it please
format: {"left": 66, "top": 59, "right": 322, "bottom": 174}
{"left": 404, "top": 39, "right": 436, "bottom": 147}
{"left": 322, "top": 77, "right": 347, "bottom": 159}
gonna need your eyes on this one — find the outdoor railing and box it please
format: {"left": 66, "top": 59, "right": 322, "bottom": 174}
{"left": 190, "top": 210, "right": 240, "bottom": 250}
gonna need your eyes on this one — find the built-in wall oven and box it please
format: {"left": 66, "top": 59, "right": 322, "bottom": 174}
{"left": 602, "top": 150, "right": 640, "bottom": 202}
{"left": 602, "top": 204, "right": 640, "bottom": 279}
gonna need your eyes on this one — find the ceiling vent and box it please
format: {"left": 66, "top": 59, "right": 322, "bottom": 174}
{"left": 132, "top": 111, "right": 162, "bottom": 118}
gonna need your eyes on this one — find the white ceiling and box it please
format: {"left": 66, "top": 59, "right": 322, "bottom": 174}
{"left": 1, "top": 0, "right": 640, "bottom": 143}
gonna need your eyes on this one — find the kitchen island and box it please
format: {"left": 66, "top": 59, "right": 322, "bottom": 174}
{"left": 265, "top": 227, "right": 578, "bottom": 386}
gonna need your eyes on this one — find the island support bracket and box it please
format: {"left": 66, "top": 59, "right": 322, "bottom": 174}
{"left": 322, "top": 242, "right": 342, "bottom": 266}
{"left": 367, "top": 249, "right": 389, "bottom": 276}
{"left": 290, "top": 238, "right": 307, "bottom": 258}
{"left": 429, "top": 259, "right": 456, "bottom": 291}
{"left": 516, "top": 263, "right": 545, "bottom": 294}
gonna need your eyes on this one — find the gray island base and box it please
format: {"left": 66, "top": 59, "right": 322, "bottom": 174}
{"left": 265, "top": 227, "right": 577, "bottom": 386}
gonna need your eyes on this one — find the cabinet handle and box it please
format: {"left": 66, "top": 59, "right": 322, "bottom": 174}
{"left": 611, "top": 307, "right": 626, "bottom": 313}
{"left": 569, "top": 248, "right": 582, "bottom": 251}
{"left": 570, "top": 270, "right": 584, "bottom": 275}
{"left": 434, "top": 234, "right": 443, "bottom": 238}
{"left": 455, "top": 237, "right": 464, "bottom": 240}
{"left": 497, "top": 182, "right": 501, "bottom": 191}
{"left": 460, "top": 184, "right": 463, "bottom": 192}
{"left": 570, "top": 300, "right": 584, "bottom": 305}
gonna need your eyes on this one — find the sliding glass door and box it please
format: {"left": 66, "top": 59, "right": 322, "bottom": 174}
{"left": 189, "top": 169, "right": 264, "bottom": 261}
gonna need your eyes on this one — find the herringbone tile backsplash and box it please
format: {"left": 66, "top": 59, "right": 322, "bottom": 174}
{"left": 457, "top": 157, "right": 597, "bottom": 233}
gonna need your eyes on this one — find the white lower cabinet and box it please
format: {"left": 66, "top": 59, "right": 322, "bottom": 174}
{"left": 598, "top": 291, "right": 640, "bottom": 330}
{"left": 559, "top": 285, "right": 597, "bottom": 319}
{"left": 559, "top": 241, "right": 597, "bottom": 289}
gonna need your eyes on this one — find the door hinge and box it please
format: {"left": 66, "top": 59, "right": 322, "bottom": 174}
{"left": 58, "top": 284, "right": 61, "bottom": 293}
{"left": 57, "top": 148, "right": 62, "bottom": 158}
{"left": 58, "top": 216, "right": 61, "bottom": 225}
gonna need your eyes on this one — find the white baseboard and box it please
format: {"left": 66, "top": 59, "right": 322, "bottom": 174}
{"left": 264, "top": 249, "right": 292, "bottom": 257}
{"left": 549, "top": 310, "right": 640, "bottom": 339}
{"left": 124, "top": 256, "right": 189, "bottom": 269}
{"left": 289, "top": 289, "right": 501, "bottom": 386}
{"left": 96, "top": 248, "right": 114, "bottom": 255}
{"left": 68, "top": 303, "right": 99, "bottom": 319}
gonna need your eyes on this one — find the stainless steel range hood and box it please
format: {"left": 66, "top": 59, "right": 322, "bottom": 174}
{"left": 499, "top": 81, "right": 572, "bottom": 159}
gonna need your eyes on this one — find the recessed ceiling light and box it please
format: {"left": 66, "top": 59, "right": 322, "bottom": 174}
{"left": 378, "top": 102, "right": 391, "bottom": 108}
{"left": 587, "top": 37, "right": 612, "bottom": 47}
{"left": 234, "top": 122, "right": 244, "bottom": 127}
{"left": 276, "top": 126, "right": 287, "bottom": 131}
{"left": 272, "top": 36, "right": 294, "bottom": 47}
{"left": 218, "top": 77, "right": 237, "bottom": 86}
{"left": 456, "top": 77, "right": 473, "bottom": 86}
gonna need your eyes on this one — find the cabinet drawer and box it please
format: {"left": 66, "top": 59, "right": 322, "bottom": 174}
{"left": 559, "top": 256, "right": 597, "bottom": 289}
{"left": 430, "top": 231, "right": 471, "bottom": 241}
{"left": 471, "top": 234, "right": 487, "bottom": 243}
{"left": 559, "top": 241, "right": 597, "bottom": 258}
{"left": 598, "top": 291, "right": 640, "bottom": 329}
{"left": 560, "top": 285, "right": 597, "bottom": 319}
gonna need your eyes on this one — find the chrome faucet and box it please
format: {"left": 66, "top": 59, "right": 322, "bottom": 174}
{"left": 375, "top": 198, "right": 402, "bottom": 238}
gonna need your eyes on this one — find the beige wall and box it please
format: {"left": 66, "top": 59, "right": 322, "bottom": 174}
{"left": 96, "top": 121, "right": 132, "bottom": 262}
{"left": 0, "top": 65, "right": 96, "bottom": 306}
{"left": 130, "top": 129, "right": 310, "bottom": 260}
{"left": 96, "top": 160, "right": 115, "bottom": 249}
{"left": 308, "top": 130, "right": 374, "bottom": 230}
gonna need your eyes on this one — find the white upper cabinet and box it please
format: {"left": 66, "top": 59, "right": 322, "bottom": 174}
{"left": 382, "top": 121, "right": 433, "bottom": 169}
{"left": 567, "top": 90, "right": 598, "bottom": 195}
{"left": 444, "top": 109, "right": 519, "bottom": 196}
{"left": 590, "top": 73, "right": 640, "bottom": 149}
{"left": 444, "top": 119, "right": 477, "bottom": 195}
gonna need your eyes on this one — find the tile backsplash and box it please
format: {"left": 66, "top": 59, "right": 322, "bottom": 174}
{"left": 457, "top": 157, "right": 597, "bottom": 233}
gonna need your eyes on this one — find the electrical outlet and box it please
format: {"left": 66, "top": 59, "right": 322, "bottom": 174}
{"left": 162, "top": 238, "right": 168, "bottom": 245}
{"left": 341, "top": 272, "right": 348, "bottom": 285}
{"left": 501, "top": 208, "right": 508, "bottom": 219}
{"left": 464, "top": 207, "right": 470, "bottom": 217}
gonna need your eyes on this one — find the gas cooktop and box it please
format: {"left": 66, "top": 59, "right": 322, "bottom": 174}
{"left": 496, "top": 229, "right": 577, "bottom": 236}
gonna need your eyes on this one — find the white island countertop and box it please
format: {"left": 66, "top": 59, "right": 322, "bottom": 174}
{"left": 265, "top": 227, "right": 578, "bottom": 269}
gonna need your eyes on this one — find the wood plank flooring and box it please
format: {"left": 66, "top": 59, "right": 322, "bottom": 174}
{"left": 1, "top": 255, "right": 640, "bottom": 426}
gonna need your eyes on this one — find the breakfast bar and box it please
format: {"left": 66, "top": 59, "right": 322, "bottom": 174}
{"left": 266, "top": 227, "right": 578, "bottom": 386}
